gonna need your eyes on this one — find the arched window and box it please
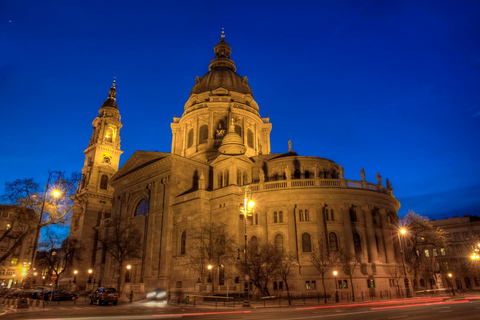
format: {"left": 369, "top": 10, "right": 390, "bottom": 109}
{"left": 247, "top": 129, "right": 254, "bottom": 148}
{"left": 419, "top": 278, "right": 425, "bottom": 287}
{"left": 105, "top": 126, "right": 114, "bottom": 143}
{"left": 329, "top": 233, "right": 338, "bottom": 251}
{"left": 465, "top": 277, "right": 472, "bottom": 289}
{"left": 275, "top": 234, "right": 284, "bottom": 252}
{"left": 135, "top": 199, "right": 149, "bottom": 216}
{"left": 274, "top": 211, "right": 278, "bottom": 223}
{"left": 237, "top": 169, "right": 242, "bottom": 185}
{"left": 180, "top": 231, "right": 186, "bottom": 254}
{"left": 305, "top": 210, "right": 310, "bottom": 221}
{"left": 250, "top": 236, "right": 258, "bottom": 255}
{"left": 375, "top": 235, "right": 380, "bottom": 253}
{"left": 255, "top": 214, "right": 258, "bottom": 225}
{"left": 299, "top": 210, "right": 304, "bottom": 221}
{"left": 187, "top": 129, "right": 194, "bottom": 148}
{"left": 330, "top": 209, "right": 334, "bottom": 221}
{"left": 279, "top": 211, "right": 283, "bottom": 223}
{"left": 235, "top": 125, "right": 242, "bottom": 137}
{"left": 218, "top": 171, "right": 223, "bottom": 188}
{"left": 243, "top": 172, "right": 248, "bottom": 185}
{"left": 250, "top": 236, "right": 258, "bottom": 245}
{"left": 199, "top": 125, "right": 208, "bottom": 144}
{"left": 350, "top": 208, "right": 357, "bottom": 222}
{"left": 353, "top": 233, "right": 362, "bottom": 252}
{"left": 225, "top": 170, "right": 229, "bottom": 186}
{"left": 302, "top": 233, "right": 312, "bottom": 252}
{"left": 100, "top": 174, "right": 108, "bottom": 190}
{"left": 325, "top": 209, "right": 330, "bottom": 221}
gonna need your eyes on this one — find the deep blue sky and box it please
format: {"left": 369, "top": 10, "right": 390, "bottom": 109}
{"left": 1, "top": 0, "right": 479, "bottom": 222}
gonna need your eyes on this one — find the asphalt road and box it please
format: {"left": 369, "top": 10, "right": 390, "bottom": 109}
{"left": 1, "top": 297, "right": 479, "bottom": 320}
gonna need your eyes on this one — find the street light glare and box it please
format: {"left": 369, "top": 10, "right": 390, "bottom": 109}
{"left": 247, "top": 200, "right": 255, "bottom": 209}
{"left": 207, "top": 265, "right": 213, "bottom": 270}
{"left": 126, "top": 265, "right": 132, "bottom": 270}
{"left": 88, "top": 269, "right": 93, "bottom": 274}
{"left": 333, "top": 271, "right": 338, "bottom": 276}
{"left": 400, "top": 228, "right": 406, "bottom": 235}
{"left": 52, "top": 189, "right": 61, "bottom": 198}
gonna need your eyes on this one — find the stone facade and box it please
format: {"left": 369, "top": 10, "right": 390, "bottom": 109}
{"left": 71, "top": 37, "right": 404, "bottom": 297}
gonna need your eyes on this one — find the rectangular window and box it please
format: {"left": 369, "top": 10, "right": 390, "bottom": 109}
{"left": 342, "top": 280, "right": 348, "bottom": 289}
{"left": 279, "top": 281, "right": 284, "bottom": 290}
{"left": 424, "top": 249, "right": 430, "bottom": 257}
{"left": 367, "top": 279, "right": 375, "bottom": 288}
{"left": 433, "top": 248, "right": 438, "bottom": 256}
{"left": 306, "top": 281, "right": 311, "bottom": 290}
{"left": 10, "top": 258, "right": 17, "bottom": 265}
{"left": 311, "top": 280, "right": 316, "bottom": 289}
{"left": 463, "top": 232, "right": 469, "bottom": 240}
{"left": 338, "top": 280, "right": 343, "bottom": 289}
{"left": 273, "top": 281, "right": 278, "bottom": 291}
{"left": 176, "top": 281, "right": 182, "bottom": 288}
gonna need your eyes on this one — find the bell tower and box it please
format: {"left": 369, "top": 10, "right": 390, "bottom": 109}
{"left": 70, "top": 80, "right": 123, "bottom": 282}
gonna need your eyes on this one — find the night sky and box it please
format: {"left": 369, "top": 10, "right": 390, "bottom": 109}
{"left": 1, "top": 0, "right": 479, "bottom": 222}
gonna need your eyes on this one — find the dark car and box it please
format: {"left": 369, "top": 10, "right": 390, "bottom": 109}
{"left": 89, "top": 287, "right": 119, "bottom": 305}
{"left": 146, "top": 288, "right": 168, "bottom": 301}
{"left": 43, "top": 289, "right": 77, "bottom": 301}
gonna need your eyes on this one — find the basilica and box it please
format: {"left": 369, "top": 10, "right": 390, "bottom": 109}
{"left": 70, "top": 35, "right": 403, "bottom": 298}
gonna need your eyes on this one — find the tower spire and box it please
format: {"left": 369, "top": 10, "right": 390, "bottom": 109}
{"left": 221, "top": 28, "right": 225, "bottom": 39}
{"left": 102, "top": 78, "right": 118, "bottom": 109}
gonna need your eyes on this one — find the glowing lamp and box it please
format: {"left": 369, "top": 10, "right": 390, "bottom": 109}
{"left": 247, "top": 200, "right": 255, "bottom": 209}
{"left": 88, "top": 269, "right": 93, "bottom": 274}
{"left": 52, "top": 189, "right": 61, "bottom": 198}
{"left": 126, "top": 265, "right": 131, "bottom": 270}
{"left": 333, "top": 271, "right": 338, "bottom": 276}
{"left": 400, "top": 228, "right": 406, "bottom": 235}
{"left": 207, "top": 265, "right": 213, "bottom": 270}
{"left": 74, "top": 270, "right": 78, "bottom": 275}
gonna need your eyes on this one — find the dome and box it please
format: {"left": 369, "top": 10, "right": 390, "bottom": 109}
{"left": 190, "top": 38, "right": 253, "bottom": 97}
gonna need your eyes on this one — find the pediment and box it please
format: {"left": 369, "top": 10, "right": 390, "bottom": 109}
{"left": 210, "top": 153, "right": 253, "bottom": 167}
{"left": 111, "top": 151, "right": 171, "bottom": 183}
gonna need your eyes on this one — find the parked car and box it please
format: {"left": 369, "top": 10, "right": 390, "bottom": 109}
{"left": 43, "top": 289, "right": 77, "bottom": 301}
{"left": 89, "top": 287, "right": 119, "bottom": 305}
{"left": 146, "top": 288, "right": 168, "bottom": 301}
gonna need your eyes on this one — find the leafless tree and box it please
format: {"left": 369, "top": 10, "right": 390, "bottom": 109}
{"left": 38, "top": 229, "right": 83, "bottom": 289}
{"left": 387, "top": 263, "right": 404, "bottom": 296}
{"left": 98, "top": 216, "right": 142, "bottom": 292}
{"left": 0, "top": 173, "right": 80, "bottom": 265}
{"left": 238, "top": 239, "right": 282, "bottom": 296}
{"left": 277, "top": 251, "right": 296, "bottom": 305}
{"left": 185, "top": 222, "right": 237, "bottom": 292}
{"left": 340, "top": 251, "right": 360, "bottom": 301}
{"left": 311, "top": 236, "right": 341, "bottom": 303}
{"left": 401, "top": 210, "right": 447, "bottom": 291}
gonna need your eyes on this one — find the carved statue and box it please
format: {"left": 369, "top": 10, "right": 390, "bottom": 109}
{"left": 376, "top": 172, "right": 382, "bottom": 185}
{"left": 339, "top": 165, "right": 344, "bottom": 179}
{"left": 285, "top": 165, "right": 291, "bottom": 180}
{"left": 314, "top": 164, "right": 318, "bottom": 178}
{"left": 259, "top": 168, "right": 265, "bottom": 183}
{"left": 386, "top": 178, "right": 393, "bottom": 191}
{"left": 288, "top": 139, "right": 292, "bottom": 153}
{"left": 360, "top": 167, "right": 365, "bottom": 182}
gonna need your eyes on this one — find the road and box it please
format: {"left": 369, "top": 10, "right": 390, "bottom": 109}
{"left": 1, "top": 297, "right": 479, "bottom": 320}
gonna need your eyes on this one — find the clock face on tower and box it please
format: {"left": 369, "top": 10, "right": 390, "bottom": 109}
{"left": 102, "top": 155, "right": 112, "bottom": 165}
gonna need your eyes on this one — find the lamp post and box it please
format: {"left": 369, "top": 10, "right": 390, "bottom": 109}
{"left": 88, "top": 269, "right": 93, "bottom": 284}
{"left": 448, "top": 273, "right": 455, "bottom": 296}
{"left": 333, "top": 270, "right": 339, "bottom": 302}
{"left": 73, "top": 270, "right": 78, "bottom": 284}
{"left": 30, "top": 171, "right": 62, "bottom": 282}
{"left": 207, "top": 264, "right": 213, "bottom": 291}
{"left": 240, "top": 185, "right": 255, "bottom": 307}
{"left": 398, "top": 228, "right": 411, "bottom": 298}
{"left": 126, "top": 265, "right": 131, "bottom": 283}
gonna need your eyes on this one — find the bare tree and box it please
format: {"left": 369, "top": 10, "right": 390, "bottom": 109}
{"left": 185, "top": 222, "right": 237, "bottom": 292}
{"left": 38, "top": 229, "right": 83, "bottom": 289}
{"left": 277, "top": 251, "right": 296, "bottom": 305}
{"left": 340, "top": 251, "right": 360, "bottom": 301}
{"left": 0, "top": 173, "right": 80, "bottom": 265}
{"left": 98, "top": 216, "right": 142, "bottom": 292}
{"left": 387, "top": 264, "right": 404, "bottom": 296}
{"left": 401, "top": 211, "right": 447, "bottom": 291}
{"left": 311, "top": 236, "right": 341, "bottom": 303}
{"left": 239, "top": 239, "right": 282, "bottom": 296}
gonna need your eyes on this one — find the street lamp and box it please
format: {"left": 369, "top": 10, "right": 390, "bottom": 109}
{"left": 30, "top": 171, "right": 62, "bottom": 284}
{"left": 126, "top": 265, "right": 131, "bottom": 283}
{"left": 73, "top": 270, "right": 78, "bottom": 284}
{"left": 207, "top": 264, "right": 213, "bottom": 286}
{"left": 448, "top": 273, "right": 455, "bottom": 296}
{"left": 398, "top": 227, "right": 411, "bottom": 298}
{"left": 240, "top": 185, "right": 255, "bottom": 307}
{"left": 88, "top": 269, "right": 93, "bottom": 284}
{"left": 333, "top": 270, "right": 339, "bottom": 302}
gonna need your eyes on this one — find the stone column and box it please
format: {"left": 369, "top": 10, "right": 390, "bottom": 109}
{"left": 380, "top": 208, "right": 396, "bottom": 263}
{"left": 341, "top": 204, "right": 355, "bottom": 257}
{"left": 362, "top": 205, "right": 379, "bottom": 263}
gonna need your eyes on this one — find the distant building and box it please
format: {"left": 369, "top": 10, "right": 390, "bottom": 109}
{"left": 426, "top": 216, "right": 480, "bottom": 291}
{"left": 71, "top": 36, "right": 404, "bottom": 297}
{"left": 0, "top": 204, "right": 36, "bottom": 288}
